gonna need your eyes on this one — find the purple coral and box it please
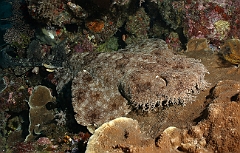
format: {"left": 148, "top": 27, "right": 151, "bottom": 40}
{"left": 73, "top": 38, "right": 95, "bottom": 53}
{"left": 183, "top": 0, "right": 232, "bottom": 46}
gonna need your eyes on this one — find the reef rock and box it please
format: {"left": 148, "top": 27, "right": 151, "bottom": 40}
{"left": 63, "top": 39, "right": 209, "bottom": 127}
{"left": 156, "top": 80, "right": 240, "bottom": 153}
{"left": 203, "top": 80, "right": 240, "bottom": 152}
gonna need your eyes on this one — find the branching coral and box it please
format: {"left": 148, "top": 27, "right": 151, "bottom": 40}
{"left": 3, "top": 0, "right": 34, "bottom": 55}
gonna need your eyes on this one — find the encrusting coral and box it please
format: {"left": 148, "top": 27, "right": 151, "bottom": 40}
{"left": 156, "top": 80, "right": 240, "bottom": 153}
{"left": 67, "top": 39, "right": 209, "bottom": 127}
{"left": 85, "top": 19, "right": 105, "bottom": 33}
{"left": 202, "top": 80, "right": 240, "bottom": 152}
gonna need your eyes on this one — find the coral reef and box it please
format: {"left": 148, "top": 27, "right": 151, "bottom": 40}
{"left": 87, "top": 100, "right": 240, "bottom": 153}
{"left": 0, "top": 72, "right": 29, "bottom": 112}
{"left": 73, "top": 37, "right": 95, "bottom": 53}
{"left": 0, "top": 111, "right": 9, "bottom": 151}
{"left": 156, "top": 126, "right": 211, "bottom": 153}
{"left": 2, "top": 0, "right": 240, "bottom": 152}
{"left": 86, "top": 19, "right": 105, "bottom": 33}
{"left": 157, "top": 0, "right": 184, "bottom": 30}
{"left": 3, "top": 0, "right": 34, "bottom": 56}
{"left": 183, "top": 0, "right": 234, "bottom": 47}
{"left": 155, "top": 80, "right": 240, "bottom": 153}
{"left": 70, "top": 39, "right": 209, "bottom": 128}
{"left": 66, "top": 2, "right": 88, "bottom": 19}
{"left": 202, "top": 80, "right": 240, "bottom": 152}
{"left": 54, "top": 110, "right": 67, "bottom": 126}
{"left": 96, "top": 36, "right": 119, "bottom": 52}
{"left": 111, "top": 0, "right": 131, "bottom": 6}
{"left": 125, "top": 7, "right": 150, "bottom": 44}
{"left": 25, "top": 85, "right": 55, "bottom": 141}
{"left": 165, "top": 32, "right": 182, "bottom": 52}
{"left": 86, "top": 117, "right": 157, "bottom": 153}
{"left": 27, "top": 0, "right": 79, "bottom": 26}
{"left": 0, "top": 38, "right": 68, "bottom": 70}
{"left": 12, "top": 142, "right": 36, "bottom": 153}
{"left": 226, "top": 1, "right": 240, "bottom": 39}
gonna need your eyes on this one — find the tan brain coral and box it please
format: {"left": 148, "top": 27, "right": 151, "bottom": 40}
{"left": 86, "top": 117, "right": 158, "bottom": 153}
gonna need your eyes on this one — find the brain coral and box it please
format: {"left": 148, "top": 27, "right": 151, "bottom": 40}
{"left": 70, "top": 39, "right": 209, "bottom": 126}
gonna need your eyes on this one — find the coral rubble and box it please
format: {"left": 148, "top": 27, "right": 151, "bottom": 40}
{"left": 70, "top": 39, "right": 209, "bottom": 127}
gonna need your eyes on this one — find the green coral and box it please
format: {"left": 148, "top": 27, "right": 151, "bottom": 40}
{"left": 96, "top": 37, "right": 119, "bottom": 52}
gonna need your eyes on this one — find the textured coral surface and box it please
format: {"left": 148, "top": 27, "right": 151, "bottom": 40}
{"left": 86, "top": 117, "right": 156, "bottom": 153}
{"left": 157, "top": 80, "right": 240, "bottom": 153}
{"left": 203, "top": 80, "right": 240, "bottom": 152}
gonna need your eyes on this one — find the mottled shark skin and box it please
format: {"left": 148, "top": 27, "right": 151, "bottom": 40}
{"left": 58, "top": 39, "right": 209, "bottom": 126}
